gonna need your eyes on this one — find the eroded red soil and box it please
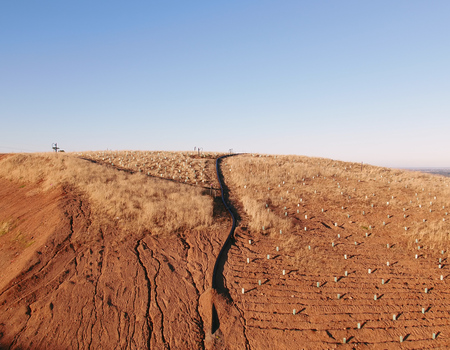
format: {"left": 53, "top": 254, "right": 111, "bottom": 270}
{"left": 0, "top": 176, "right": 230, "bottom": 349}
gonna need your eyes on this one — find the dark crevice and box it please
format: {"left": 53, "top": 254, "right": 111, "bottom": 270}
{"left": 89, "top": 240, "right": 105, "bottom": 349}
{"left": 211, "top": 155, "right": 250, "bottom": 349}
{"left": 211, "top": 155, "right": 238, "bottom": 293}
{"left": 211, "top": 304, "right": 220, "bottom": 334}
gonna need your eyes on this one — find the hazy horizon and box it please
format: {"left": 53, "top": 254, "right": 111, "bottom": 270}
{"left": 2, "top": 1, "right": 449, "bottom": 168}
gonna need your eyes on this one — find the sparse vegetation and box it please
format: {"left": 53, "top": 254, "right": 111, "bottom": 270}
{"left": 225, "top": 153, "right": 450, "bottom": 244}
{"left": 0, "top": 220, "right": 13, "bottom": 237}
{"left": 11, "top": 231, "right": 34, "bottom": 248}
{"left": 221, "top": 153, "right": 450, "bottom": 348}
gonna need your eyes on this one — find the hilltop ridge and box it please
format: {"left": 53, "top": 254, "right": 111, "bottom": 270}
{"left": 1, "top": 151, "right": 450, "bottom": 349}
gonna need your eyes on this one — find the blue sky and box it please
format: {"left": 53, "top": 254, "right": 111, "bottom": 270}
{"left": 1, "top": 1, "right": 449, "bottom": 167}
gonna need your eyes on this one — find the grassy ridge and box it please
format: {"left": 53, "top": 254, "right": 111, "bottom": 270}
{"left": 0, "top": 153, "right": 214, "bottom": 235}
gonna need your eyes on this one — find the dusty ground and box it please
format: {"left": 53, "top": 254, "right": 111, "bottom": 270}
{"left": 2, "top": 152, "right": 450, "bottom": 349}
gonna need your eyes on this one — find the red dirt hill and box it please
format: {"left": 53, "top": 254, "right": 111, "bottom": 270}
{"left": 1, "top": 152, "right": 450, "bottom": 349}
{"left": 0, "top": 153, "right": 230, "bottom": 350}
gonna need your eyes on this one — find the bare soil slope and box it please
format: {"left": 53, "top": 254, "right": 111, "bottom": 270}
{"left": 0, "top": 153, "right": 230, "bottom": 350}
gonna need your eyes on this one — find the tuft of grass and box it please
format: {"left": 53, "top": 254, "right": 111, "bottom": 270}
{"left": 11, "top": 231, "right": 34, "bottom": 248}
{"left": 240, "top": 195, "right": 293, "bottom": 233}
{"left": 0, "top": 220, "right": 13, "bottom": 237}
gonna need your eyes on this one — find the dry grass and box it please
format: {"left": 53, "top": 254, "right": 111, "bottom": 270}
{"left": 224, "top": 153, "right": 450, "bottom": 244}
{"left": 0, "top": 153, "right": 215, "bottom": 235}
{"left": 11, "top": 231, "right": 35, "bottom": 248}
{"left": 78, "top": 150, "right": 224, "bottom": 188}
{"left": 0, "top": 220, "right": 13, "bottom": 237}
{"left": 409, "top": 220, "right": 450, "bottom": 248}
{"left": 240, "top": 195, "right": 293, "bottom": 233}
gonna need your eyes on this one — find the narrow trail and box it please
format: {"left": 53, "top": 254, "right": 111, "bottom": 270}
{"left": 210, "top": 154, "right": 250, "bottom": 349}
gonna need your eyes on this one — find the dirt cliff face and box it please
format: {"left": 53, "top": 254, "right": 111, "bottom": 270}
{"left": 0, "top": 176, "right": 230, "bottom": 350}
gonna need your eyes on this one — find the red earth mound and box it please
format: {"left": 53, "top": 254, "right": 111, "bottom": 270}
{"left": 0, "top": 173, "right": 230, "bottom": 349}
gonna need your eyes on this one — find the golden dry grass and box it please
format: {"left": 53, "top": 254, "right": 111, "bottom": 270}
{"left": 0, "top": 153, "right": 214, "bottom": 235}
{"left": 78, "top": 150, "right": 224, "bottom": 188}
{"left": 0, "top": 220, "right": 13, "bottom": 237}
{"left": 224, "top": 153, "right": 450, "bottom": 244}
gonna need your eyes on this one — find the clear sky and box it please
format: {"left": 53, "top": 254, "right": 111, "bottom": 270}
{"left": 1, "top": 1, "right": 449, "bottom": 167}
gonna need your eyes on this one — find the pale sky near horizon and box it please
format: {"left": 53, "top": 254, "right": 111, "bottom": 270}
{"left": 1, "top": 1, "right": 449, "bottom": 168}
